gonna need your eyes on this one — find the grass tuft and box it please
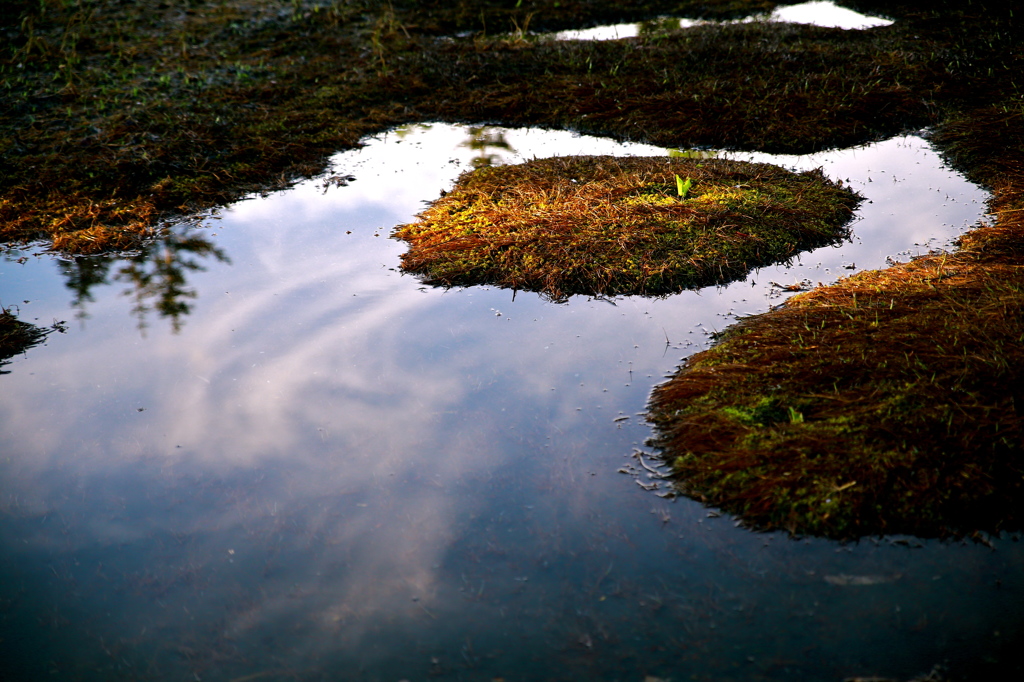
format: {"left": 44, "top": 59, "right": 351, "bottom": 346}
{"left": 394, "top": 156, "right": 860, "bottom": 300}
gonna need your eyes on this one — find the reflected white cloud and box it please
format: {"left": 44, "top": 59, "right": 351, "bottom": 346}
{"left": 772, "top": 0, "right": 892, "bottom": 29}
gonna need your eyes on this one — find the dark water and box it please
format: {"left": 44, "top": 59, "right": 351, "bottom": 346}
{"left": 1, "top": 124, "right": 1020, "bottom": 681}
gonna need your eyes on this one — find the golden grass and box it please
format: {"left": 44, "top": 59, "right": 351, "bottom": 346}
{"left": 394, "top": 156, "right": 860, "bottom": 300}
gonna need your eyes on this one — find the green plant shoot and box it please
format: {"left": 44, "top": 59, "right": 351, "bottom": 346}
{"left": 676, "top": 175, "right": 692, "bottom": 199}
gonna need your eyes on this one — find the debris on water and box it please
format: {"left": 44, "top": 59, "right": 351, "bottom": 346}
{"left": 320, "top": 174, "right": 356, "bottom": 193}
{"left": 769, "top": 279, "right": 813, "bottom": 293}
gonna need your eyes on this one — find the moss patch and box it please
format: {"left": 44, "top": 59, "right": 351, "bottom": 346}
{"left": 1, "top": 0, "right": 1002, "bottom": 253}
{"left": 645, "top": 96, "right": 1024, "bottom": 541}
{"left": 393, "top": 156, "right": 860, "bottom": 300}
{"left": 647, "top": 185, "right": 1024, "bottom": 540}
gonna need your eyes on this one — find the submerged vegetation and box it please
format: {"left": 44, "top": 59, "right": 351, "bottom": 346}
{"left": 3, "top": 1, "right": 1024, "bottom": 537}
{"left": 395, "top": 156, "right": 860, "bottom": 299}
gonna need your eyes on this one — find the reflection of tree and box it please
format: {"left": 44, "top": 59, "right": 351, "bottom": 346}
{"left": 0, "top": 307, "right": 65, "bottom": 374}
{"left": 637, "top": 17, "right": 683, "bottom": 37}
{"left": 460, "top": 126, "right": 515, "bottom": 168}
{"left": 59, "top": 254, "right": 115, "bottom": 324}
{"left": 392, "top": 122, "right": 433, "bottom": 139}
{"left": 57, "top": 228, "right": 229, "bottom": 334}
{"left": 668, "top": 148, "right": 719, "bottom": 159}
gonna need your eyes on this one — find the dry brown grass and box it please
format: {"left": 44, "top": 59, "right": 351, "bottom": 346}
{"left": 648, "top": 177, "right": 1024, "bottom": 539}
{"left": 394, "top": 156, "right": 860, "bottom": 300}
{"left": 1, "top": 0, "right": 974, "bottom": 253}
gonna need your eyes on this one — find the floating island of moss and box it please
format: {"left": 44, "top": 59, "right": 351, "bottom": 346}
{"left": 394, "top": 156, "right": 862, "bottom": 300}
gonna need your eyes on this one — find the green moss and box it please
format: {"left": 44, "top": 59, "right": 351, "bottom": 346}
{"left": 394, "top": 156, "right": 860, "bottom": 300}
{"left": 722, "top": 397, "right": 795, "bottom": 427}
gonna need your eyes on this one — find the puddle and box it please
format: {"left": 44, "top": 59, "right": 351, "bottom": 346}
{"left": 1, "top": 124, "right": 1018, "bottom": 681}
{"left": 554, "top": 1, "right": 893, "bottom": 41}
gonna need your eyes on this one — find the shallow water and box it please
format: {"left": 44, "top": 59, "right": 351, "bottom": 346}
{"left": 554, "top": 1, "right": 892, "bottom": 42}
{"left": 1, "top": 124, "right": 1020, "bottom": 682}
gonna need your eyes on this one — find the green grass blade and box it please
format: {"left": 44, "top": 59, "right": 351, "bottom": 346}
{"left": 676, "top": 175, "right": 692, "bottom": 199}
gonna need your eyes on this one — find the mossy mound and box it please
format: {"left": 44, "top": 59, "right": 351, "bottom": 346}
{"left": 643, "top": 106, "right": 1024, "bottom": 541}
{"left": 646, "top": 216, "right": 1024, "bottom": 540}
{"left": 393, "top": 156, "right": 861, "bottom": 300}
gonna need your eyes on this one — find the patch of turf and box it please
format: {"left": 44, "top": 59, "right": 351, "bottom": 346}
{"left": 646, "top": 88, "right": 1024, "bottom": 541}
{"left": 1, "top": 0, "right": 998, "bottom": 253}
{"left": 647, "top": 184, "right": 1024, "bottom": 540}
{"left": 393, "top": 155, "right": 860, "bottom": 300}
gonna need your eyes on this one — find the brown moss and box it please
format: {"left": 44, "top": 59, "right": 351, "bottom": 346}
{"left": 647, "top": 181, "right": 1024, "bottom": 539}
{"left": 394, "top": 155, "right": 860, "bottom": 300}
{"left": 645, "top": 91, "right": 1024, "bottom": 539}
{"left": 1, "top": 0, "right": 999, "bottom": 253}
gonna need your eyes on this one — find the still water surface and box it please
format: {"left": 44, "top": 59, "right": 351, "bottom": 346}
{"left": 553, "top": 1, "right": 892, "bottom": 41}
{"left": 1, "top": 124, "right": 1020, "bottom": 681}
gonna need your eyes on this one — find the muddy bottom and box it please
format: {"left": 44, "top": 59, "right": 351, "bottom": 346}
{"left": 0, "top": 124, "right": 1018, "bottom": 681}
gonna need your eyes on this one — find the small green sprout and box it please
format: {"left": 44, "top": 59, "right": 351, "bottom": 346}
{"left": 676, "top": 175, "right": 693, "bottom": 199}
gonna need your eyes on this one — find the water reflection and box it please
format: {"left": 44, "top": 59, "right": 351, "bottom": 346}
{"left": 555, "top": 0, "right": 893, "bottom": 41}
{"left": 57, "top": 226, "right": 229, "bottom": 333}
{"left": 0, "top": 307, "right": 64, "bottom": 374}
{"left": 460, "top": 125, "right": 516, "bottom": 168}
{"left": 0, "top": 124, "right": 1018, "bottom": 681}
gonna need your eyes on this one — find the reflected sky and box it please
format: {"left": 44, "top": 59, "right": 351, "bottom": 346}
{"left": 0, "top": 124, "right": 1019, "bottom": 681}
{"left": 554, "top": 1, "right": 893, "bottom": 41}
